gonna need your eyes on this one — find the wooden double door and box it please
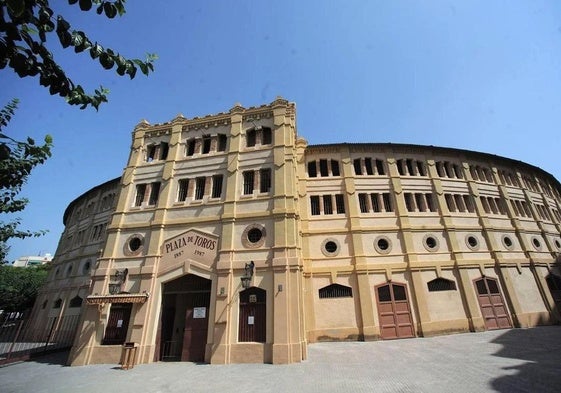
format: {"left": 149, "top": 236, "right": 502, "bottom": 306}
{"left": 474, "top": 277, "right": 512, "bottom": 330}
{"left": 159, "top": 274, "right": 211, "bottom": 362}
{"left": 375, "top": 282, "right": 415, "bottom": 340}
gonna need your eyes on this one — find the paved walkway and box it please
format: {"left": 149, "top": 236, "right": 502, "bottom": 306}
{"left": 1, "top": 326, "right": 560, "bottom": 393}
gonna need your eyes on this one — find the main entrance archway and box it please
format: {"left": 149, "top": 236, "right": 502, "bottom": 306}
{"left": 375, "top": 282, "right": 415, "bottom": 340}
{"left": 474, "top": 277, "right": 512, "bottom": 330}
{"left": 158, "top": 274, "right": 211, "bottom": 362}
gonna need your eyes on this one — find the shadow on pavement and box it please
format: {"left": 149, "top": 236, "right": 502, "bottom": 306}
{"left": 490, "top": 326, "right": 561, "bottom": 392}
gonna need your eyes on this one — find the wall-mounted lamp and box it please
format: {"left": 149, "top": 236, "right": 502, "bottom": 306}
{"left": 241, "top": 261, "right": 255, "bottom": 289}
{"left": 219, "top": 287, "right": 225, "bottom": 296}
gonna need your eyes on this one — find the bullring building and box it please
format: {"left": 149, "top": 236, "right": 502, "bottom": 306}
{"left": 27, "top": 97, "right": 561, "bottom": 366}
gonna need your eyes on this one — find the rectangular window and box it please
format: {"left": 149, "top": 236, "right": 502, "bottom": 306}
{"left": 425, "top": 193, "right": 436, "bottom": 212}
{"left": 353, "top": 159, "right": 362, "bottom": 175}
{"left": 364, "top": 158, "right": 373, "bottom": 175}
{"left": 463, "top": 194, "right": 475, "bottom": 213}
{"left": 371, "top": 193, "right": 381, "bottom": 212}
{"left": 323, "top": 195, "right": 333, "bottom": 214}
{"left": 404, "top": 193, "right": 414, "bottom": 211}
{"left": 331, "top": 160, "right": 340, "bottom": 176}
{"left": 417, "top": 161, "right": 426, "bottom": 176}
{"left": 202, "top": 136, "right": 211, "bottom": 154}
{"left": 159, "top": 142, "right": 169, "bottom": 160}
{"left": 358, "top": 193, "right": 369, "bottom": 213}
{"left": 308, "top": 161, "right": 317, "bottom": 177}
{"left": 246, "top": 129, "right": 256, "bottom": 147}
{"left": 243, "top": 171, "right": 254, "bottom": 195}
{"left": 376, "top": 159, "right": 385, "bottom": 175}
{"left": 415, "top": 193, "right": 427, "bottom": 211}
{"left": 218, "top": 134, "right": 227, "bottom": 151}
{"left": 178, "top": 179, "right": 189, "bottom": 202}
{"left": 319, "top": 159, "right": 328, "bottom": 177}
{"left": 186, "top": 139, "right": 196, "bottom": 156}
{"left": 259, "top": 168, "right": 271, "bottom": 193}
{"left": 336, "top": 194, "right": 345, "bottom": 214}
{"left": 146, "top": 145, "right": 156, "bottom": 162}
{"left": 310, "top": 196, "right": 320, "bottom": 215}
{"left": 212, "top": 175, "right": 223, "bottom": 198}
{"left": 445, "top": 194, "right": 455, "bottom": 212}
{"left": 406, "top": 159, "right": 415, "bottom": 176}
{"left": 149, "top": 182, "right": 160, "bottom": 205}
{"left": 382, "top": 193, "right": 393, "bottom": 212}
{"left": 195, "top": 177, "right": 206, "bottom": 200}
{"left": 134, "top": 184, "right": 146, "bottom": 207}
{"left": 262, "top": 127, "right": 272, "bottom": 145}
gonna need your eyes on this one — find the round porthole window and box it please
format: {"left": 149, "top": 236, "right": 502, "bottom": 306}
{"left": 321, "top": 238, "right": 340, "bottom": 257}
{"left": 423, "top": 234, "right": 439, "bottom": 252}
{"left": 532, "top": 237, "right": 542, "bottom": 250}
{"left": 124, "top": 234, "right": 144, "bottom": 256}
{"left": 555, "top": 239, "right": 561, "bottom": 250}
{"left": 374, "top": 236, "right": 392, "bottom": 254}
{"left": 247, "top": 228, "right": 263, "bottom": 244}
{"left": 502, "top": 235, "right": 514, "bottom": 250}
{"left": 466, "top": 235, "right": 479, "bottom": 251}
{"left": 242, "top": 224, "right": 266, "bottom": 248}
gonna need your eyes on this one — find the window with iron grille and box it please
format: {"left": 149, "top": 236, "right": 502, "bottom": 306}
{"left": 427, "top": 278, "right": 457, "bottom": 292}
{"left": 310, "top": 196, "right": 320, "bottom": 215}
{"left": 211, "top": 175, "right": 223, "bottom": 198}
{"left": 195, "top": 177, "right": 206, "bottom": 200}
{"left": 178, "top": 179, "right": 189, "bottom": 202}
{"left": 364, "top": 158, "right": 373, "bottom": 175}
{"left": 382, "top": 193, "right": 393, "bottom": 212}
{"left": 319, "top": 284, "right": 353, "bottom": 299}
{"left": 353, "top": 158, "right": 362, "bottom": 175}
{"left": 259, "top": 169, "right": 271, "bottom": 193}
{"left": 243, "top": 171, "right": 255, "bottom": 195}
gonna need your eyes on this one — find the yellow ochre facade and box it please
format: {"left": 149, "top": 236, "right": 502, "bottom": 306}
{"left": 28, "top": 98, "right": 561, "bottom": 366}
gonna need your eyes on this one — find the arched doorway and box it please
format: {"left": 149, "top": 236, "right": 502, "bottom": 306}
{"left": 158, "top": 274, "right": 211, "bottom": 362}
{"left": 375, "top": 282, "right": 415, "bottom": 339}
{"left": 474, "top": 277, "right": 512, "bottom": 330}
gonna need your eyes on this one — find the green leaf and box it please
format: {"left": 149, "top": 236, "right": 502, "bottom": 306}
{"left": 79, "top": 0, "right": 93, "bottom": 11}
{"left": 90, "top": 43, "right": 103, "bottom": 59}
{"left": 6, "top": 0, "right": 25, "bottom": 17}
{"left": 99, "top": 52, "right": 114, "bottom": 69}
{"left": 104, "top": 3, "right": 117, "bottom": 18}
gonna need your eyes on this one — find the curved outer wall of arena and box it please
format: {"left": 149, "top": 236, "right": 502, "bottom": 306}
{"left": 29, "top": 98, "right": 561, "bottom": 366}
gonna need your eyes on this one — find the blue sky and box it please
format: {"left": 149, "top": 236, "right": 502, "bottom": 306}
{"left": 3, "top": 1, "right": 561, "bottom": 262}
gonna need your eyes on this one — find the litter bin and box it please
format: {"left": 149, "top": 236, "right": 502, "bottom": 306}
{"left": 120, "top": 342, "right": 137, "bottom": 370}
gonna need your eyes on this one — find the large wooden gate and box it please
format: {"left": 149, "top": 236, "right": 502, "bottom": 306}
{"left": 158, "top": 274, "right": 211, "bottom": 362}
{"left": 375, "top": 282, "right": 415, "bottom": 340}
{"left": 474, "top": 277, "right": 512, "bottom": 330}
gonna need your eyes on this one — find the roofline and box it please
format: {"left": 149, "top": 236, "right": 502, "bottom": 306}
{"left": 62, "top": 176, "right": 121, "bottom": 225}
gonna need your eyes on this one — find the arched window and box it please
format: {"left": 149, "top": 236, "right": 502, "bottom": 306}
{"left": 318, "top": 284, "right": 352, "bottom": 299}
{"left": 69, "top": 296, "right": 83, "bottom": 308}
{"left": 53, "top": 298, "right": 62, "bottom": 309}
{"left": 427, "top": 278, "right": 457, "bottom": 292}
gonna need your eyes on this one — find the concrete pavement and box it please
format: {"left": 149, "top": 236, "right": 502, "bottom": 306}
{"left": 1, "top": 326, "right": 560, "bottom": 393}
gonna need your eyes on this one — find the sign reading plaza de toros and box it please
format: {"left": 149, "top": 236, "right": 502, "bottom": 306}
{"left": 160, "top": 229, "right": 219, "bottom": 267}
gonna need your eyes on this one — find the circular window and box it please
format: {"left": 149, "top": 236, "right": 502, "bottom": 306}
{"left": 374, "top": 236, "right": 392, "bottom": 254}
{"left": 247, "top": 228, "right": 263, "bottom": 243}
{"left": 321, "top": 238, "right": 340, "bottom": 257}
{"left": 502, "top": 235, "right": 514, "bottom": 250}
{"left": 124, "top": 234, "right": 144, "bottom": 256}
{"left": 242, "top": 224, "right": 266, "bottom": 248}
{"left": 555, "top": 239, "right": 561, "bottom": 250}
{"left": 466, "top": 235, "right": 479, "bottom": 251}
{"left": 532, "top": 237, "right": 542, "bottom": 250}
{"left": 423, "top": 234, "right": 439, "bottom": 252}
